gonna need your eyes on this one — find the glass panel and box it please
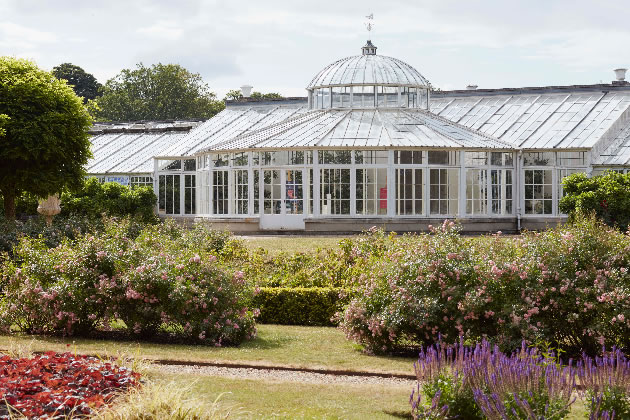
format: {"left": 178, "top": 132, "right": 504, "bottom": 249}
{"left": 394, "top": 150, "right": 423, "bottom": 164}
{"left": 376, "top": 86, "right": 398, "bottom": 108}
{"left": 212, "top": 171, "right": 228, "bottom": 215}
{"left": 523, "top": 152, "right": 554, "bottom": 166}
{"left": 158, "top": 174, "right": 180, "bottom": 215}
{"left": 130, "top": 176, "right": 153, "bottom": 187}
{"left": 429, "top": 168, "right": 459, "bottom": 215}
{"left": 396, "top": 168, "right": 423, "bottom": 215}
{"left": 184, "top": 174, "right": 195, "bottom": 214}
{"left": 557, "top": 151, "right": 586, "bottom": 167}
{"left": 354, "top": 150, "right": 388, "bottom": 164}
{"left": 491, "top": 169, "right": 513, "bottom": 215}
{"left": 356, "top": 168, "right": 387, "bottom": 215}
{"left": 465, "top": 169, "right": 487, "bottom": 215}
{"left": 232, "top": 152, "right": 249, "bottom": 167}
{"left": 428, "top": 150, "right": 459, "bottom": 166}
{"left": 318, "top": 150, "right": 352, "bottom": 164}
{"left": 234, "top": 169, "right": 248, "bottom": 215}
{"left": 285, "top": 170, "right": 303, "bottom": 214}
{"left": 322, "top": 88, "right": 331, "bottom": 109}
{"left": 352, "top": 86, "right": 375, "bottom": 108}
{"left": 158, "top": 159, "right": 181, "bottom": 171}
{"left": 464, "top": 152, "right": 487, "bottom": 166}
{"left": 183, "top": 159, "right": 196, "bottom": 171}
{"left": 332, "top": 87, "right": 351, "bottom": 108}
{"left": 257, "top": 151, "right": 307, "bottom": 166}
{"left": 524, "top": 169, "right": 553, "bottom": 214}
{"left": 263, "top": 170, "right": 281, "bottom": 214}
{"left": 308, "top": 169, "right": 313, "bottom": 215}
{"left": 401, "top": 87, "right": 418, "bottom": 108}
{"left": 490, "top": 152, "right": 514, "bottom": 166}
{"left": 211, "top": 153, "right": 229, "bottom": 167}
{"left": 253, "top": 170, "right": 260, "bottom": 214}
{"left": 320, "top": 168, "right": 350, "bottom": 215}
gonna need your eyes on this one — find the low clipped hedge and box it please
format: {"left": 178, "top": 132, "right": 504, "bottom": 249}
{"left": 252, "top": 287, "right": 350, "bottom": 326}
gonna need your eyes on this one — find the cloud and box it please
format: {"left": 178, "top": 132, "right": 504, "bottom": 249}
{"left": 137, "top": 20, "right": 184, "bottom": 41}
{"left": 0, "top": 22, "right": 56, "bottom": 50}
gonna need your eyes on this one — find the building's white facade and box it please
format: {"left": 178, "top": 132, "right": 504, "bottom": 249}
{"left": 87, "top": 42, "right": 630, "bottom": 232}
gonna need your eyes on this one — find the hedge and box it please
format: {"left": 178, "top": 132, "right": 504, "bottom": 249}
{"left": 252, "top": 287, "right": 350, "bottom": 326}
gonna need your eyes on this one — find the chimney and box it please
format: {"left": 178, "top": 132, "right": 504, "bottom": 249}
{"left": 613, "top": 69, "right": 628, "bottom": 85}
{"left": 466, "top": 84, "right": 478, "bottom": 90}
{"left": 240, "top": 85, "right": 253, "bottom": 98}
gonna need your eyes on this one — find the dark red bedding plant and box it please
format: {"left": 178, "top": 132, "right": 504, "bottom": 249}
{"left": 0, "top": 351, "right": 140, "bottom": 419}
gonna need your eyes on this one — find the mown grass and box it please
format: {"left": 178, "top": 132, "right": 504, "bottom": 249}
{"left": 144, "top": 371, "right": 413, "bottom": 420}
{"left": 238, "top": 235, "right": 349, "bottom": 256}
{"left": 0, "top": 324, "right": 415, "bottom": 376}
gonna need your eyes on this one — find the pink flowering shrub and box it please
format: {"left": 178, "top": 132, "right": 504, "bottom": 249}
{"left": 339, "top": 216, "right": 630, "bottom": 355}
{"left": 0, "top": 219, "right": 256, "bottom": 345}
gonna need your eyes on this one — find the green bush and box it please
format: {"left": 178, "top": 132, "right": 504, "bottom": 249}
{"left": 0, "top": 219, "right": 256, "bottom": 345}
{"left": 339, "top": 216, "right": 630, "bottom": 355}
{"left": 61, "top": 178, "right": 157, "bottom": 223}
{"left": 560, "top": 171, "right": 630, "bottom": 230}
{"left": 252, "top": 287, "right": 349, "bottom": 326}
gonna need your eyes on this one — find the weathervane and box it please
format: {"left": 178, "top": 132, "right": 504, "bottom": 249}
{"left": 365, "top": 13, "right": 374, "bottom": 35}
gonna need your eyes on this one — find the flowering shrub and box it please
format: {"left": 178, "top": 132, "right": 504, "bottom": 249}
{"left": 0, "top": 351, "right": 140, "bottom": 418}
{"left": 0, "top": 219, "right": 256, "bottom": 345}
{"left": 339, "top": 216, "right": 630, "bottom": 355}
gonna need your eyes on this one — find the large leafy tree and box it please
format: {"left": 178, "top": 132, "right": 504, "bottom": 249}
{"left": 224, "top": 89, "right": 284, "bottom": 101}
{"left": 52, "top": 63, "right": 102, "bottom": 103}
{"left": 96, "top": 63, "right": 225, "bottom": 121}
{"left": 560, "top": 171, "right": 630, "bottom": 230}
{"left": 0, "top": 57, "right": 93, "bottom": 220}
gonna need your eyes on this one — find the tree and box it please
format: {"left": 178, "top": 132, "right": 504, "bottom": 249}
{"left": 0, "top": 57, "right": 93, "bottom": 220}
{"left": 559, "top": 171, "right": 630, "bottom": 231}
{"left": 0, "top": 114, "right": 8, "bottom": 137}
{"left": 224, "top": 89, "right": 284, "bottom": 101}
{"left": 96, "top": 63, "right": 225, "bottom": 121}
{"left": 225, "top": 89, "right": 243, "bottom": 100}
{"left": 52, "top": 63, "right": 102, "bottom": 103}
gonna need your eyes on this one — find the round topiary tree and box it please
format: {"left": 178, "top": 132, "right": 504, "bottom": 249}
{"left": 0, "top": 57, "right": 93, "bottom": 220}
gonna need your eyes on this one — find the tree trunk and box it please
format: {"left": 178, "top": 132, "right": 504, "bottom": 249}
{"left": 2, "top": 188, "right": 16, "bottom": 221}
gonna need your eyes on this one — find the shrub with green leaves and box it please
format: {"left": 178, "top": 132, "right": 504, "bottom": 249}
{"left": 252, "top": 287, "right": 349, "bottom": 326}
{"left": 560, "top": 171, "right": 630, "bottom": 230}
{"left": 340, "top": 216, "right": 630, "bottom": 355}
{"left": 0, "top": 219, "right": 256, "bottom": 345}
{"left": 61, "top": 177, "right": 157, "bottom": 223}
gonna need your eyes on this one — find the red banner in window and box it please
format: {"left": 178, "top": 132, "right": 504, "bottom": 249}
{"left": 380, "top": 187, "right": 387, "bottom": 209}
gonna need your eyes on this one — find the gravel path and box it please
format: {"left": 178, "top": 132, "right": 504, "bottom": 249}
{"left": 154, "top": 364, "right": 416, "bottom": 387}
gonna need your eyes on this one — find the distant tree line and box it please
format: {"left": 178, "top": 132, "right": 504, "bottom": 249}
{"left": 53, "top": 62, "right": 285, "bottom": 122}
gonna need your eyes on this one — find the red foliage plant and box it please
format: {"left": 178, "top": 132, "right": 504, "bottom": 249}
{"left": 0, "top": 351, "right": 140, "bottom": 419}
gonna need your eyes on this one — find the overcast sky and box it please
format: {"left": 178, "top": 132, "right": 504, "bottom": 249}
{"left": 2, "top": 0, "right": 629, "bottom": 98}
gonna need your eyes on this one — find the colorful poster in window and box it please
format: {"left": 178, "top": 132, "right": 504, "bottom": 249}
{"left": 380, "top": 187, "right": 387, "bottom": 209}
{"left": 105, "top": 176, "right": 130, "bottom": 186}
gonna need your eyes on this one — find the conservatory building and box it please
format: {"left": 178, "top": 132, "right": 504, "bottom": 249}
{"left": 88, "top": 40, "right": 630, "bottom": 233}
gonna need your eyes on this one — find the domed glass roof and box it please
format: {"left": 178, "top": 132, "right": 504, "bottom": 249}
{"left": 307, "top": 44, "right": 430, "bottom": 90}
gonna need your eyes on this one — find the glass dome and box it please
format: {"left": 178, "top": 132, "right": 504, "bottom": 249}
{"left": 307, "top": 41, "right": 431, "bottom": 110}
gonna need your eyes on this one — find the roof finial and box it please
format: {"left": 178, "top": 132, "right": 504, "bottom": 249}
{"left": 365, "top": 13, "right": 374, "bottom": 34}
{"left": 362, "top": 14, "right": 377, "bottom": 55}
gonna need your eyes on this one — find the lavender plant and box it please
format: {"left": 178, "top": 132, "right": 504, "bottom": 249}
{"left": 411, "top": 341, "right": 578, "bottom": 420}
{"left": 577, "top": 349, "right": 630, "bottom": 419}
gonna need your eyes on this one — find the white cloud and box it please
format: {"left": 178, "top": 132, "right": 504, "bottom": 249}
{"left": 137, "top": 20, "right": 184, "bottom": 41}
{"left": 0, "top": 22, "right": 56, "bottom": 50}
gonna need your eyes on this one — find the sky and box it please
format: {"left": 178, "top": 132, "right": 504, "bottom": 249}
{"left": 2, "top": 0, "right": 630, "bottom": 99}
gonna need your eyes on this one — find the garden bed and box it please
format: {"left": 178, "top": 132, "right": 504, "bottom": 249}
{"left": 0, "top": 351, "right": 140, "bottom": 419}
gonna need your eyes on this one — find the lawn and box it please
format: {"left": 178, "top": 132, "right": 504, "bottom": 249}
{"left": 151, "top": 372, "right": 413, "bottom": 419}
{"left": 238, "top": 235, "right": 349, "bottom": 255}
{"left": 0, "top": 324, "right": 415, "bottom": 376}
